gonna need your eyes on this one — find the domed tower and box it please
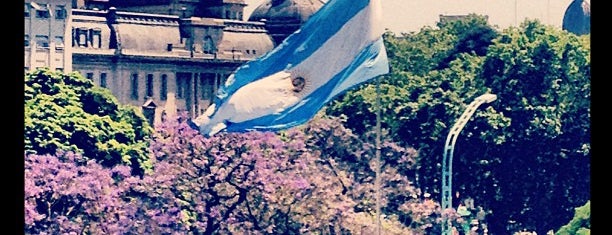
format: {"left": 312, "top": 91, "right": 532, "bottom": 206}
{"left": 562, "top": 0, "right": 590, "bottom": 35}
{"left": 248, "top": 0, "right": 326, "bottom": 46}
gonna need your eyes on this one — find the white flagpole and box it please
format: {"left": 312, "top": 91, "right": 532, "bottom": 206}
{"left": 514, "top": 0, "right": 518, "bottom": 26}
{"left": 375, "top": 74, "right": 382, "bottom": 235}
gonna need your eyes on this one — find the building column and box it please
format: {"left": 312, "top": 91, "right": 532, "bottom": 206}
{"left": 30, "top": 41, "right": 36, "bottom": 70}
{"left": 63, "top": 10, "right": 73, "bottom": 72}
{"left": 193, "top": 72, "right": 200, "bottom": 117}
{"left": 48, "top": 12, "right": 54, "bottom": 71}
{"left": 189, "top": 72, "right": 196, "bottom": 118}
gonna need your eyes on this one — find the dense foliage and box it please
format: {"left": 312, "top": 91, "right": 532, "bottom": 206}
{"left": 24, "top": 14, "right": 590, "bottom": 234}
{"left": 329, "top": 17, "right": 590, "bottom": 234}
{"left": 24, "top": 68, "right": 153, "bottom": 175}
{"left": 24, "top": 151, "right": 143, "bottom": 234}
{"left": 555, "top": 200, "right": 590, "bottom": 235}
{"left": 25, "top": 113, "right": 461, "bottom": 234}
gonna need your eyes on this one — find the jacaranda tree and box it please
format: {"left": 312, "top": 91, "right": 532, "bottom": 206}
{"left": 24, "top": 151, "right": 145, "bottom": 234}
{"left": 25, "top": 112, "right": 453, "bottom": 234}
{"left": 139, "top": 113, "right": 433, "bottom": 234}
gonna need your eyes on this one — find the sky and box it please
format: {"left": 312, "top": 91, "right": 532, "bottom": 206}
{"left": 242, "top": 0, "right": 576, "bottom": 34}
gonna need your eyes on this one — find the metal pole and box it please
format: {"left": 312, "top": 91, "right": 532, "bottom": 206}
{"left": 547, "top": 0, "right": 550, "bottom": 25}
{"left": 375, "top": 75, "right": 382, "bottom": 235}
{"left": 441, "top": 93, "right": 497, "bottom": 235}
{"left": 514, "top": 0, "right": 518, "bottom": 26}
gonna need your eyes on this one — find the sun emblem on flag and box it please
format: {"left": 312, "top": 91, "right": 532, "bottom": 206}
{"left": 289, "top": 68, "right": 310, "bottom": 93}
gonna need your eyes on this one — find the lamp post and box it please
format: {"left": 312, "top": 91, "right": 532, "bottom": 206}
{"left": 441, "top": 93, "right": 497, "bottom": 235}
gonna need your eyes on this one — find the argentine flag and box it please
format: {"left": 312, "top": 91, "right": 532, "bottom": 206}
{"left": 191, "top": 0, "right": 389, "bottom": 136}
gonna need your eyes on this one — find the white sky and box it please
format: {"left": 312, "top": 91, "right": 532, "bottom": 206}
{"left": 243, "top": 0, "right": 575, "bottom": 34}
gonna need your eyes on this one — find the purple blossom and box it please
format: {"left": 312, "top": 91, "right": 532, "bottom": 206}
{"left": 25, "top": 113, "right": 436, "bottom": 234}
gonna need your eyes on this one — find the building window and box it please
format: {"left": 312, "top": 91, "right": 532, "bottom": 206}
{"left": 90, "top": 28, "right": 102, "bottom": 48}
{"left": 25, "top": 35, "right": 30, "bottom": 47}
{"left": 54, "top": 36, "right": 64, "bottom": 49}
{"left": 100, "top": 73, "right": 107, "bottom": 88}
{"left": 203, "top": 36, "right": 215, "bottom": 54}
{"left": 55, "top": 5, "right": 67, "bottom": 19}
{"left": 160, "top": 74, "right": 167, "bottom": 101}
{"left": 74, "top": 27, "right": 88, "bottom": 47}
{"left": 79, "top": 33, "right": 87, "bottom": 47}
{"left": 33, "top": 3, "right": 50, "bottom": 18}
{"left": 146, "top": 74, "right": 154, "bottom": 98}
{"left": 36, "top": 11, "right": 49, "bottom": 18}
{"left": 35, "top": 35, "right": 49, "bottom": 48}
{"left": 131, "top": 74, "right": 139, "bottom": 100}
{"left": 199, "top": 76, "right": 206, "bottom": 99}
{"left": 24, "top": 3, "right": 30, "bottom": 17}
{"left": 86, "top": 72, "right": 94, "bottom": 80}
{"left": 176, "top": 73, "right": 191, "bottom": 99}
{"left": 176, "top": 77, "right": 184, "bottom": 99}
{"left": 200, "top": 73, "right": 215, "bottom": 100}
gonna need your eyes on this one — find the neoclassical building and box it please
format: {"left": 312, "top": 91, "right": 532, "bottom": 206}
{"left": 24, "top": 0, "right": 324, "bottom": 125}
{"left": 24, "top": 0, "right": 73, "bottom": 72}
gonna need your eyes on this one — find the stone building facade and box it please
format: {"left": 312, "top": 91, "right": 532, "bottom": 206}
{"left": 70, "top": 1, "right": 276, "bottom": 125}
{"left": 25, "top": 0, "right": 324, "bottom": 126}
{"left": 24, "top": 0, "right": 73, "bottom": 72}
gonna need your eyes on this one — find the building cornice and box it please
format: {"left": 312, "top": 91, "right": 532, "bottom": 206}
{"left": 72, "top": 52, "right": 246, "bottom": 66}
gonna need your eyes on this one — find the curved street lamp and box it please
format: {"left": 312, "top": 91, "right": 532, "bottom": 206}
{"left": 441, "top": 93, "right": 497, "bottom": 235}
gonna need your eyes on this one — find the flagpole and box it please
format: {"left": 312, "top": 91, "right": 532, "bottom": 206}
{"left": 375, "top": 74, "right": 382, "bottom": 235}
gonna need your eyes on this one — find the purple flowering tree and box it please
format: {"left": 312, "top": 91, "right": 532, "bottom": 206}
{"left": 24, "top": 151, "right": 146, "bottom": 234}
{"left": 137, "top": 113, "right": 437, "bottom": 234}
{"left": 25, "top": 112, "right": 445, "bottom": 234}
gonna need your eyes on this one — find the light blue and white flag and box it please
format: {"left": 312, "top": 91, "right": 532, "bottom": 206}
{"left": 191, "top": 0, "right": 389, "bottom": 136}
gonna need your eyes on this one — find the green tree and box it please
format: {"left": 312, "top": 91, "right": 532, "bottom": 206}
{"left": 24, "top": 68, "right": 153, "bottom": 175}
{"left": 329, "top": 18, "right": 590, "bottom": 234}
{"left": 476, "top": 20, "right": 590, "bottom": 234}
{"left": 555, "top": 200, "right": 590, "bottom": 235}
{"left": 331, "top": 15, "right": 499, "bottom": 196}
{"left": 435, "top": 14, "right": 498, "bottom": 69}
